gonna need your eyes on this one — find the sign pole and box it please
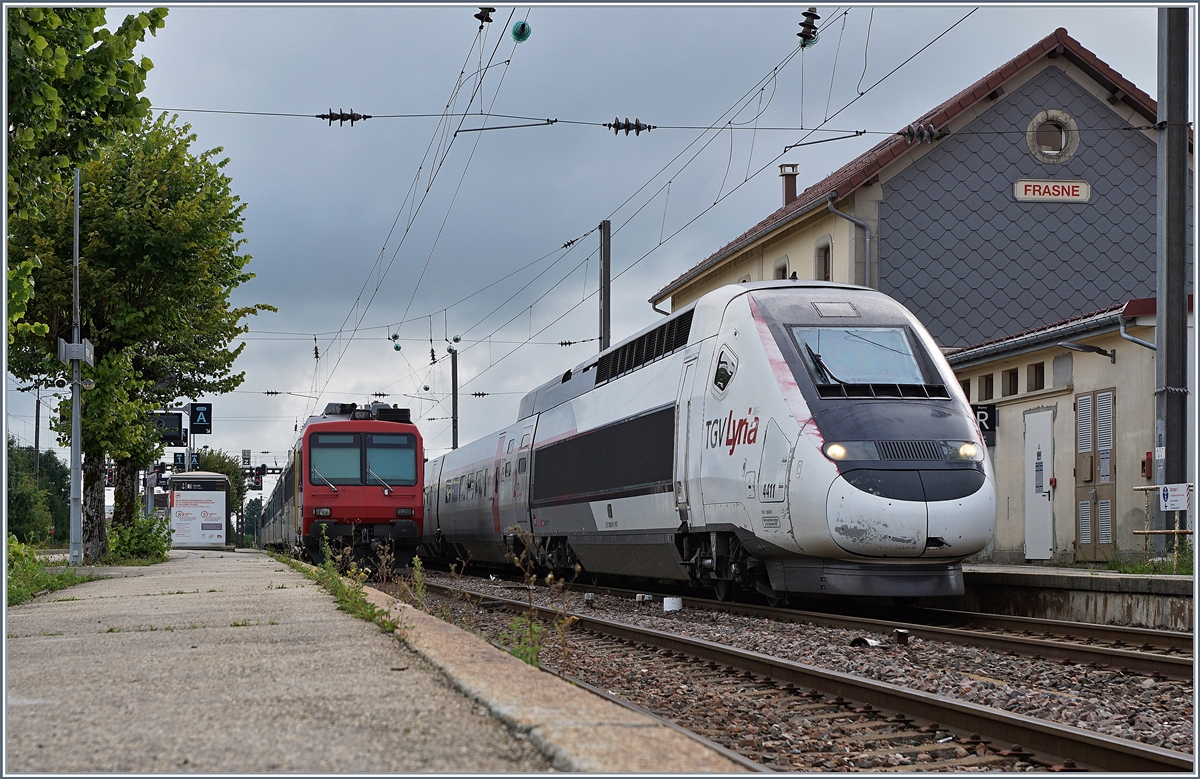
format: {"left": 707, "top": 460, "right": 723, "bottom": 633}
{"left": 68, "top": 169, "right": 83, "bottom": 566}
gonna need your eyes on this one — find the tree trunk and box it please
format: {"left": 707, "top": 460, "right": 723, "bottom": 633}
{"left": 82, "top": 450, "right": 108, "bottom": 563}
{"left": 112, "top": 458, "right": 139, "bottom": 528}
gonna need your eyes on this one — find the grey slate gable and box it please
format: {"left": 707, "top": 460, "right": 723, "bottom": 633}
{"left": 878, "top": 65, "right": 1191, "bottom": 348}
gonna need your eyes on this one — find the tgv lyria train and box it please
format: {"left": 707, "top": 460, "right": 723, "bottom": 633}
{"left": 421, "top": 280, "right": 995, "bottom": 601}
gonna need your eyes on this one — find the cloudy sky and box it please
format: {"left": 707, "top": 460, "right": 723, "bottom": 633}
{"left": 5, "top": 3, "right": 1173, "bottom": 497}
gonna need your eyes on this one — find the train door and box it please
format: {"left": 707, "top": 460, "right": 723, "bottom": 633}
{"left": 496, "top": 421, "right": 535, "bottom": 536}
{"left": 1023, "top": 409, "right": 1054, "bottom": 560}
{"left": 424, "top": 458, "right": 443, "bottom": 543}
{"left": 675, "top": 359, "right": 698, "bottom": 521}
{"left": 491, "top": 434, "right": 506, "bottom": 534}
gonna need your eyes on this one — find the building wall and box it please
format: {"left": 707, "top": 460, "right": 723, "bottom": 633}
{"left": 954, "top": 320, "right": 1193, "bottom": 564}
{"left": 879, "top": 64, "right": 1193, "bottom": 348}
{"left": 670, "top": 207, "right": 864, "bottom": 310}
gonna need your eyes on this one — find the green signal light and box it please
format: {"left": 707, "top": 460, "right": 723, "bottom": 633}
{"left": 511, "top": 20, "right": 531, "bottom": 42}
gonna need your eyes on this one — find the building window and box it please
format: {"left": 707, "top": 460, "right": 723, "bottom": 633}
{"left": 773, "top": 257, "right": 789, "bottom": 280}
{"left": 1002, "top": 368, "right": 1019, "bottom": 397}
{"left": 980, "top": 374, "right": 994, "bottom": 401}
{"left": 960, "top": 379, "right": 971, "bottom": 401}
{"left": 815, "top": 244, "right": 831, "bottom": 281}
{"left": 1026, "top": 109, "right": 1079, "bottom": 164}
{"left": 738, "top": 274, "right": 751, "bottom": 283}
{"left": 1028, "top": 362, "right": 1045, "bottom": 392}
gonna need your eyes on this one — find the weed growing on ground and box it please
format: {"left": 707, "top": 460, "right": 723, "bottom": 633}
{"left": 1104, "top": 540, "right": 1194, "bottom": 575}
{"left": 105, "top": 513, "right": 172, "bottom": 565}
{"left": 6, "top": 534, "right": 98, "bottom": 606}
{"left": 230, "top": 619, "right": 252, "bottom": 627}
{"left": 395, "top": 555, "right": 428, "bottom": 612}
{"left": 268, "top": 535, "right": 402, "bottom": 637}
{"left": 500, "top": 527, "right": 545, "bottom": 668}
{"left": 545, "top": 570, "right": 582, "bottom": 672}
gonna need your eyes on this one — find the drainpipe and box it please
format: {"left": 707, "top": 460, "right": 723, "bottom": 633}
{"left": 827, "top": 196, "right": 873, "bottom": 288}
{"left": 1119, "top": 312, "right": 1157, "bottom": 351}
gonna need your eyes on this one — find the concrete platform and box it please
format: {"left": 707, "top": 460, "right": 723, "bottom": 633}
{"left": 6, "top": 549, "right": 744, "bottom": 773}
{"left": 956, "top": 564, "right": 1193, "bottom": 631}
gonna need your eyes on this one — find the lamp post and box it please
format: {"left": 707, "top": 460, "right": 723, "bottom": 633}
{"left": 1056, "top": 341, "right": 1115, "bottom": 364}
{"left": 447, "top": 336, "right": 461, "bottom": 450}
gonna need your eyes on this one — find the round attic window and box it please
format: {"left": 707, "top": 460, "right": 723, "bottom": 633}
{"left": 1026, "top": 110, "right": 1079, "bottom": 164}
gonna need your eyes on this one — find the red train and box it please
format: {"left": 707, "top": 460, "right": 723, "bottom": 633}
{"left": 260, "top": 402, "right": 424, "bottom": 565}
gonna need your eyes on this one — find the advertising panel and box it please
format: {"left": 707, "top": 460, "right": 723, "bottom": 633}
{"left": 170, "top": 486, "right": 227, "bottom": 547}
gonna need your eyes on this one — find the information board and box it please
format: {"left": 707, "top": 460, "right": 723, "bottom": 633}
{"left": 1159, "top": 483, "right": 1193, "bottom": 512}
{"left": 170, "top": 487, "right": 227, "bottom": 547}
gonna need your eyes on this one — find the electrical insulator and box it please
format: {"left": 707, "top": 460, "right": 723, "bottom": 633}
{"left": 393, "top": 343, "right": 402, "bottom": 352}
{"left": 474, "top": 7, "right": 495, "bottom": 24}
{"left": 798, "top": 7, "right": 820, "bottom": 48}
{"left": 511, "top": 20, "right": 531, "bottom": 42}
{"left": 607, "top": 117, "right": 655, "bottom": 136}
{"left": 899, "top": 124, "right": 945, "bottom": 144}
{"left": 471, "top": 392, "right": 488, "bottom": 397}
{"left": 316, "top": 109, "right": 372, "bottom": 127}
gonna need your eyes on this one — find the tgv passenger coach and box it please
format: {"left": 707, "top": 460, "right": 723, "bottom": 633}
{"left": 421, "top": 281, "right": 995, "bottom": 601}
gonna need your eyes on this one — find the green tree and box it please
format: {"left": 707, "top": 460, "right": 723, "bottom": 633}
{"left": 8, "top": 114, "right": 271, "bottom": 561}
{"left": 195, "top": 448, "right": 248, "bottom": 545}
{"left": 243, "top": 497, "right": 262, "bottom": 546}
{"left": 6, "top": 437, "right": 53, "bottom": 543}
{"left": 7, "top": 7, "right": 167, "bottom": 341}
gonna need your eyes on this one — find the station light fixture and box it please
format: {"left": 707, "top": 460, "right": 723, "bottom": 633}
{"left": 1057, "top": 341, "right": 1115, "bottom": 363}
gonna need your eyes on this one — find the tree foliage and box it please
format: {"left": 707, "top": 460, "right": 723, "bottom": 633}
{"left": 195, "top": 448, "right": 248, "bottom": 523}
{"left": 7, "top": 7, "right": 166, "bottom": 341}
{"left": 7, "top": 113, "right": 271, "bottom": 560}
{"left": 7, "top": 7, "right": 167, "bottom": 221}
{"left": 6, "top": 438, "right": 54, "bottom": 544}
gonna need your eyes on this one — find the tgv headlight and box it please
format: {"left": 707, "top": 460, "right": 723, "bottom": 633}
{"left": 942, "top": 440, "right": 984, "bottom": 461}
{"left": 822, "top": 441, "right": 879, "bottom": 461}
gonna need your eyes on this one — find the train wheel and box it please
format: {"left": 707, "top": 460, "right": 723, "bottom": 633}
{"left": 713, "top": 580, "right": 735, "bottom": 602}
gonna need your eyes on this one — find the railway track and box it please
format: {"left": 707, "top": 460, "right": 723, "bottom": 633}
{"left": 424, "top": 567, "right": 1192, "bottom": 679}
{"left": 421, "top": 581, "right": 1193, "bottom": 773}
{"left": 536, "top": 579, "right": 1193, "bottom": 681}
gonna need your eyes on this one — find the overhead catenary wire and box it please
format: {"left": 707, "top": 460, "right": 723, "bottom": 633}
{"left": 435, "top": 9, "right": 983, "bottom": 408}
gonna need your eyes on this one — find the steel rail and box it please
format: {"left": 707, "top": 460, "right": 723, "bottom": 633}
{"left": 564, "top": 581, "right": 1193, "bottom": 680}
{"left": 907, "top": 606, "right": 1193, "bottom": 651}
{"left": 432, "top": 583, "right": 1193, "bottom": 773}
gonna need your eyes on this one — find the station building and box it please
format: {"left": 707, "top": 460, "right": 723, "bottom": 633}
{"left": 650, "top": 28, "right": 1194, "bottom": 563}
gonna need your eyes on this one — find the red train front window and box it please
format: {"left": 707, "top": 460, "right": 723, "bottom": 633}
{"left": 309, "top": 433, "right": 362, "bottom": 486}
{"left": 366, "top": 433, "right": 417, "bottom": 487}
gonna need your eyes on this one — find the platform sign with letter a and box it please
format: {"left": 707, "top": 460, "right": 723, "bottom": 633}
{"left": 1159, "top": 483, "right": 1193, "bottom": 512}
{"left": 189, "top": 452, "right": 200, "bottom": 472}
{"left": 189, "top": 403, "right": 212, "bottom": 435}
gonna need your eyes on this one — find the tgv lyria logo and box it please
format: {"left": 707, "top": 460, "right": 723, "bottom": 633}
{"left": 706, "top": 409, "right": 760, "bottom": 455}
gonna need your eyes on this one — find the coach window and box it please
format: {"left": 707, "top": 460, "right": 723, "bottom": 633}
{"left": 521, "top": 433, "right": 531, "bottom": 448}
{"left": 712, "top": 348, "right": 738, "bottom": 395}
{"left": 309, "top": 433, "right": 362, "bottom": 486}
{"left": 366, "top": 433, "right": 417, "bottom": 487}
{"left": 297, "top": 451, "right": 303, "bottom": 492}
{"left": 507, "top": 439, "right": 516, "bottom": 454}
{"left": 505, "top": 461, "right": 512, "bottom": 477}
{"left": 518, "top": 457, "right": 527, "bottom": 475}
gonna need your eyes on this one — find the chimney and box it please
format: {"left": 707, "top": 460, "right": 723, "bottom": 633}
{"left": 779, "top": 164, "right": 798, "bottom": 206}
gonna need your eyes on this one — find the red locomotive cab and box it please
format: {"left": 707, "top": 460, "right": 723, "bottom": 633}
{"left": 299, "top": 402, "right": 423, "bottom": 566}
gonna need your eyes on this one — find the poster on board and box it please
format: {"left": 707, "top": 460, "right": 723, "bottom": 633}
{"left": 170, "top": 488, "right": 227, "bottom": 547}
